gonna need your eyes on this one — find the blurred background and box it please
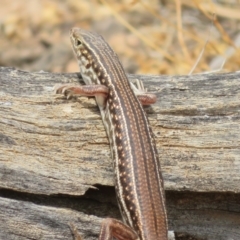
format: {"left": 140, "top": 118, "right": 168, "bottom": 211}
{"left": 0, "top": 0, "right": 239, "bottom": 75}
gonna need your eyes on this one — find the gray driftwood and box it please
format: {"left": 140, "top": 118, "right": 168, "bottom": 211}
{"left": 0, "top": 66, "right": 240, "bottom": 240}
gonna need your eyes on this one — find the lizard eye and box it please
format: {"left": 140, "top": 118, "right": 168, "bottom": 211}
{"left": 75, "top": 39, "right": 82, "bottom": 47}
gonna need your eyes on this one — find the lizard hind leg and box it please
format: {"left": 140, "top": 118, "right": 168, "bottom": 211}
{"left": 99, "top": 218, "right": 138, "bottom": 240}
{"left": 69, "top": 223, "right": 83, "bottom": 240}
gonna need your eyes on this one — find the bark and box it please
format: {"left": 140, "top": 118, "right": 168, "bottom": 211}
{"left": 0, "top": 66, "right": 240, "bottom": 240}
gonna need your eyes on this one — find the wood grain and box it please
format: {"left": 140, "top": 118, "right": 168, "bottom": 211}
{"left": 0, "top": 67, "right": 240, "bottom": 239}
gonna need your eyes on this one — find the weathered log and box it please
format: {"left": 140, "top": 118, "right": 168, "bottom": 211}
{"left": 0, "top": 66, "right": 240, "bottom": 239}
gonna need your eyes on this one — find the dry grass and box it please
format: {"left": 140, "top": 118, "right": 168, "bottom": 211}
{"left": 0, "top": 0, "right": 239, "bottom": 75}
